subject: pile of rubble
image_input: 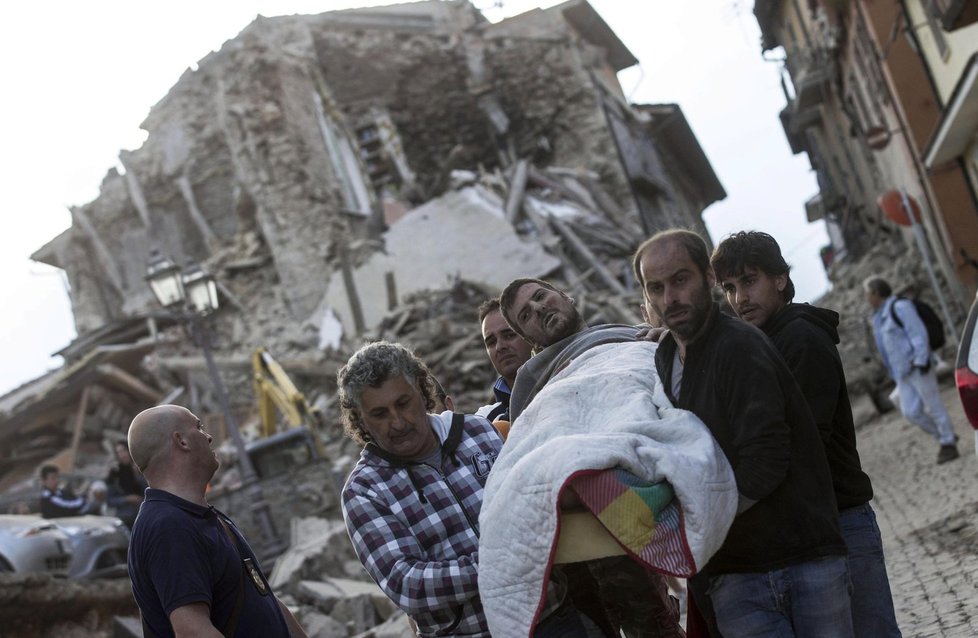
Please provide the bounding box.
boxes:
[268,517,415,638]
[0,164,660,638]
[0,573,137,638]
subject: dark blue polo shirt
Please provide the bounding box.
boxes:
[128,489,289,637]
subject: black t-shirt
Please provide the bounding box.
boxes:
[128,489,289,637]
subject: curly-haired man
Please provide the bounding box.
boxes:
[338,341,591,638]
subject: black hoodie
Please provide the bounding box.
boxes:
[763,303,873,510]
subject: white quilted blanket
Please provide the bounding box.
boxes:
[478,340,738,637]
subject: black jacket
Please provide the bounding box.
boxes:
[40,487,85,518]
[655,305,845,575]
[763,303,873,510]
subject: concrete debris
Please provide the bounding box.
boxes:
[299,610,350,638]
[320,185,563,333]
[350,611,418,638]
[318,308,344,351]
[0,573,137,637]
[330,593,399,635]
[296,578,398,632]
[297,577,385,606]
[269,517,363,591]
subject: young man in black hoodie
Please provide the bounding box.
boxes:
[712,230,899,637]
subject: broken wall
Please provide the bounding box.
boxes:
[42,0,648,343]
[481,11,638,206]
[309,12,496,202]
[319,186,561,331]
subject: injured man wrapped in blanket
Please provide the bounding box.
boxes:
[478,336,738,637]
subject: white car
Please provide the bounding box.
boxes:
[0,514,129,579]
[0,515,72,575]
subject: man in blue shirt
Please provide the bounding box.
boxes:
[865,276,959,464]
[126,405,306,638]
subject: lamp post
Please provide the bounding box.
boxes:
[145,250,282,556]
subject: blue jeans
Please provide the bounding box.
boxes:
[708,556,854,637]
[840,503,901,637]
[897,369,956,445]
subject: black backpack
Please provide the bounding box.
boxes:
[890,297,946,350]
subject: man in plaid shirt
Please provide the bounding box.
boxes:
[338,341,592,637]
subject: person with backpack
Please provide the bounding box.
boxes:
[864,276,960,464]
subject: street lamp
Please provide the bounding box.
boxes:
[145,250,282,556]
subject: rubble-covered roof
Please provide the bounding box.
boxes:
[0,342,158,439]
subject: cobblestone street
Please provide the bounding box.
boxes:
[860,383,978,637]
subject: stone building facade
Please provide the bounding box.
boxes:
[754,0,978,308]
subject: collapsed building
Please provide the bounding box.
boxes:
[5,0,718,472]
[5,0,724,487]
[0,4,724,631]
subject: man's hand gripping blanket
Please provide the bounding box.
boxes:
[478,340,738,638]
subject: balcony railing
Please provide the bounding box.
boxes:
[779,102,823,155]
[786,47,836,111]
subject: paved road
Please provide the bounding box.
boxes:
[859,383,977,637]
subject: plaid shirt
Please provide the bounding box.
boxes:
[342,412,502,637]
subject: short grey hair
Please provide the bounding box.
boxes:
[337,341,437,445]
[863,276,892,298]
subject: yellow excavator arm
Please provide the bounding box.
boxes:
[252,347,325,445]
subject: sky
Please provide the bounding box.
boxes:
[0,0,828,395]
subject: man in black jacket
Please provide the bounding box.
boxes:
[634,229,852,637]
[39,465,86,518]
[712,230,899,637]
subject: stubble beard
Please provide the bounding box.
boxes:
[541,307,583,347]
[660,286,712,342]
